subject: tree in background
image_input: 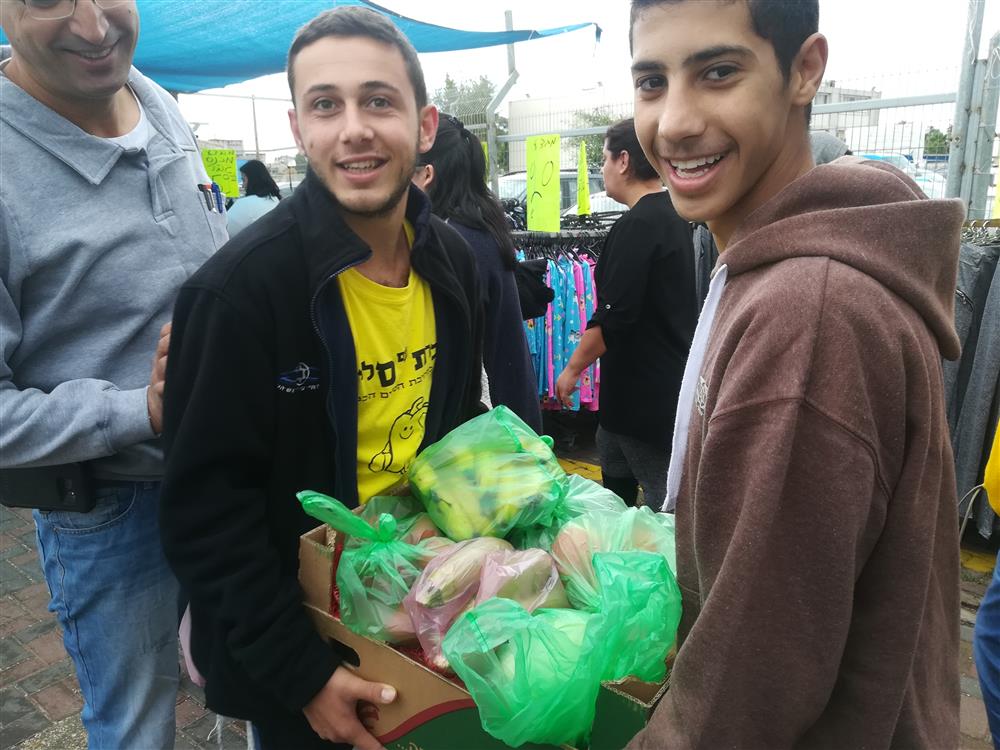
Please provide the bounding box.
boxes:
[432,74,509,173]
[572,110,622,172]
[924,126,950,155]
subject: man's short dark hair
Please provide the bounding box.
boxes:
[287,6,427,109]
[606,118,659,182]
[630,0,819,119]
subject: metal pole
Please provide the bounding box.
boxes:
[970,32,1000,219]
[488,10,517,195]
[946,0,986,200]
[506,9,516,77]
[961,59,987,204]
[251,95,261,160]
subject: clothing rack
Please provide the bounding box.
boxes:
[512,230,606,261]
[512,229,608,250]
[962,219,1000,246]
[511,229,609,240]
[561,210,624,231]
[514,233,603,413]
[948,231,1000,539]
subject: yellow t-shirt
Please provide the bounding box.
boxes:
[337,231,436,503]
[985,425,999,516]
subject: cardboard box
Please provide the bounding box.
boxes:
[591,678,668,750]
[299,526,667,750]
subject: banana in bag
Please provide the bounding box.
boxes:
[408,406,568,540]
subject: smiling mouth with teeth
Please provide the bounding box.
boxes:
[73,46,115,60]
[341,160,384,172]
[670,152,727,178]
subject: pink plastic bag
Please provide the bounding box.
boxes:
[403,537,513,670]
[475,548,570,612]
[179,605,206,688]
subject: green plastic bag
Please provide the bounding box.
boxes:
[442,598,605,748]
[298,490,443,644]
[351,495,443,550]
[551,506,677,611]
[357,494,423,524]
[593,551,682,683]
[509,473,628,550]
[409,406,568,541]
[441,550,682,747]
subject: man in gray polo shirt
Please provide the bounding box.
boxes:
[0,1,226,746]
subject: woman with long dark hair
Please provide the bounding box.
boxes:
[227,159,282,237]
[414,115,541,431]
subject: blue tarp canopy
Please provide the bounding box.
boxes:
[0,0,599,93]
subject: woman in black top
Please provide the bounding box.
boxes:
[414,114,542,432]
[556,118,697,506]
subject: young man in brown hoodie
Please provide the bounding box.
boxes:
[626,1,963,748]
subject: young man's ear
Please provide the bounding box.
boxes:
[418,104,440,156]
[288,108,306,155]
[790,32,828,110]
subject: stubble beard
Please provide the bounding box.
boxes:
[317,135,421,220]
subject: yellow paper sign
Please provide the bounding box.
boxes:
[577,141,591,216]
[201,149,239,199]
[994,186,1000,219]
[482,141,489,184]
[526,134,561,232]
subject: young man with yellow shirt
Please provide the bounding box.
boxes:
[158,8,484,749]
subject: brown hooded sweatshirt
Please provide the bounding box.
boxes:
[629,158,963,750]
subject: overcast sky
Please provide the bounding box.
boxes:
[181,0,1000,154]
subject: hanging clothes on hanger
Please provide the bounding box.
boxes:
[951,228,1000,538]
[513,231,605,412]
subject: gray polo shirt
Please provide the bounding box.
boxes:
[0,66,228,479]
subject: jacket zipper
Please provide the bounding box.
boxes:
[309,258,367,454]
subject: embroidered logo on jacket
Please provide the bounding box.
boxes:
[277,362,320,393]
[695,375,709,417]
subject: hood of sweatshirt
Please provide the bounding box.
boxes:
[724,156,963,360]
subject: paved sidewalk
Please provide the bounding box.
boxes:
[0,504,248,750]
[1,499,996,749]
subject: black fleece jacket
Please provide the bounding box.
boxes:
[160,171,483,722]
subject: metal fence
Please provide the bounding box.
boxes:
[177,57,1000,218]
[176,87,499,190]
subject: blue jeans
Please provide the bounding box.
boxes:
[975,560,1000,749]
[34,481,179,750]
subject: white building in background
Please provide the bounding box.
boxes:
[506,89,632,173]
[811,81,882,142]
[811,81,952,166]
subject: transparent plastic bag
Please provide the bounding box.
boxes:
[351,496,443,550]
[298,490,448,643]
[593,551,682,683]
[402,537,513,669]
[441,598,605,748]
[357,494,423,523]
[509,473,628,550]
[475,548,570,612]
[551,506,677,611]
[441,551,682,747]
[408,406,568,540]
